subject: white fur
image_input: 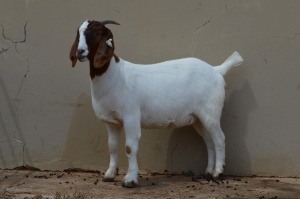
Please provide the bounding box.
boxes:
[77,20,89,60]
[76,21,244,187]
[90,53,243,187]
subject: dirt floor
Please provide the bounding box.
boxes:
[0,169,299,199]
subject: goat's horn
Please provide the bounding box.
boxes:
[101,20,120,26]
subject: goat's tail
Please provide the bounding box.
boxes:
[214,51,244,76]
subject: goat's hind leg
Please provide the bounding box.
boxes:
[196,108,225,177]
[193,121,215,175]
[206,122,225,177]
[103,124,122,182]
[197,85,226,177]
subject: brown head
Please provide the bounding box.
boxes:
[69,20,120,78]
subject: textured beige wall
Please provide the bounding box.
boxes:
[0,0,299,177]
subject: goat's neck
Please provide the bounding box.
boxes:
[89,62,109,79]
[90,58,123,97]
[89,55,120,79]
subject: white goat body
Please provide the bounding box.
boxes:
[69,20,244,188]
[91,54,242,129]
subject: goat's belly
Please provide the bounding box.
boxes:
[95,111,123,127]
[101,117,123,126]
[140,114,197,129]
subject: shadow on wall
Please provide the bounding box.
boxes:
[222,81,257,175]
[63,94,208,173]
[166,126,207,174]
[62,82,257,175]
[165,81,257,176]
[62,94,110,170]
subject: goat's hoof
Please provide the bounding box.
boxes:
[122,180,138,188]
[122,173,138,188]
[203,173,214,182]
[212,169,223,178]
[205,169,214,176]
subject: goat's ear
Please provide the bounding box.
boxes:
[94,33,115,68]
[69,30,79,67]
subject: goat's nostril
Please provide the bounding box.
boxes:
[77,49,85,55]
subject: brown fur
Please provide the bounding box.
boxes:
[69,30,79,67]
[69,20,120,79]
[87,21,115,68]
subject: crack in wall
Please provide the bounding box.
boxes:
[0,20,31,167]
[1,21,28,44]
[0,76,32,167]
[188,17,214,55]
[170,140,180,170]
[1,20,30,99]
[188,1,244,56]
[194,17,213,32]
[15,57,30,99]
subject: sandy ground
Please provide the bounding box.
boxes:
[0,169,299,199]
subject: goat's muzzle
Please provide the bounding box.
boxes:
[77,49,89,62]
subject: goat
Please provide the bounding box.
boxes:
[69,20,244,188]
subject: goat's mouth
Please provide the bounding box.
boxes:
[77,55,89,62]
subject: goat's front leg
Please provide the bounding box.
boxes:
[122,117,141,188]
[103,124,122,182]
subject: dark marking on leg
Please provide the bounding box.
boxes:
[126,146,131,155]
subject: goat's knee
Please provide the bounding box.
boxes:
[125,145,131,154]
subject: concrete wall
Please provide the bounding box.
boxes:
[0,0,299,177]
